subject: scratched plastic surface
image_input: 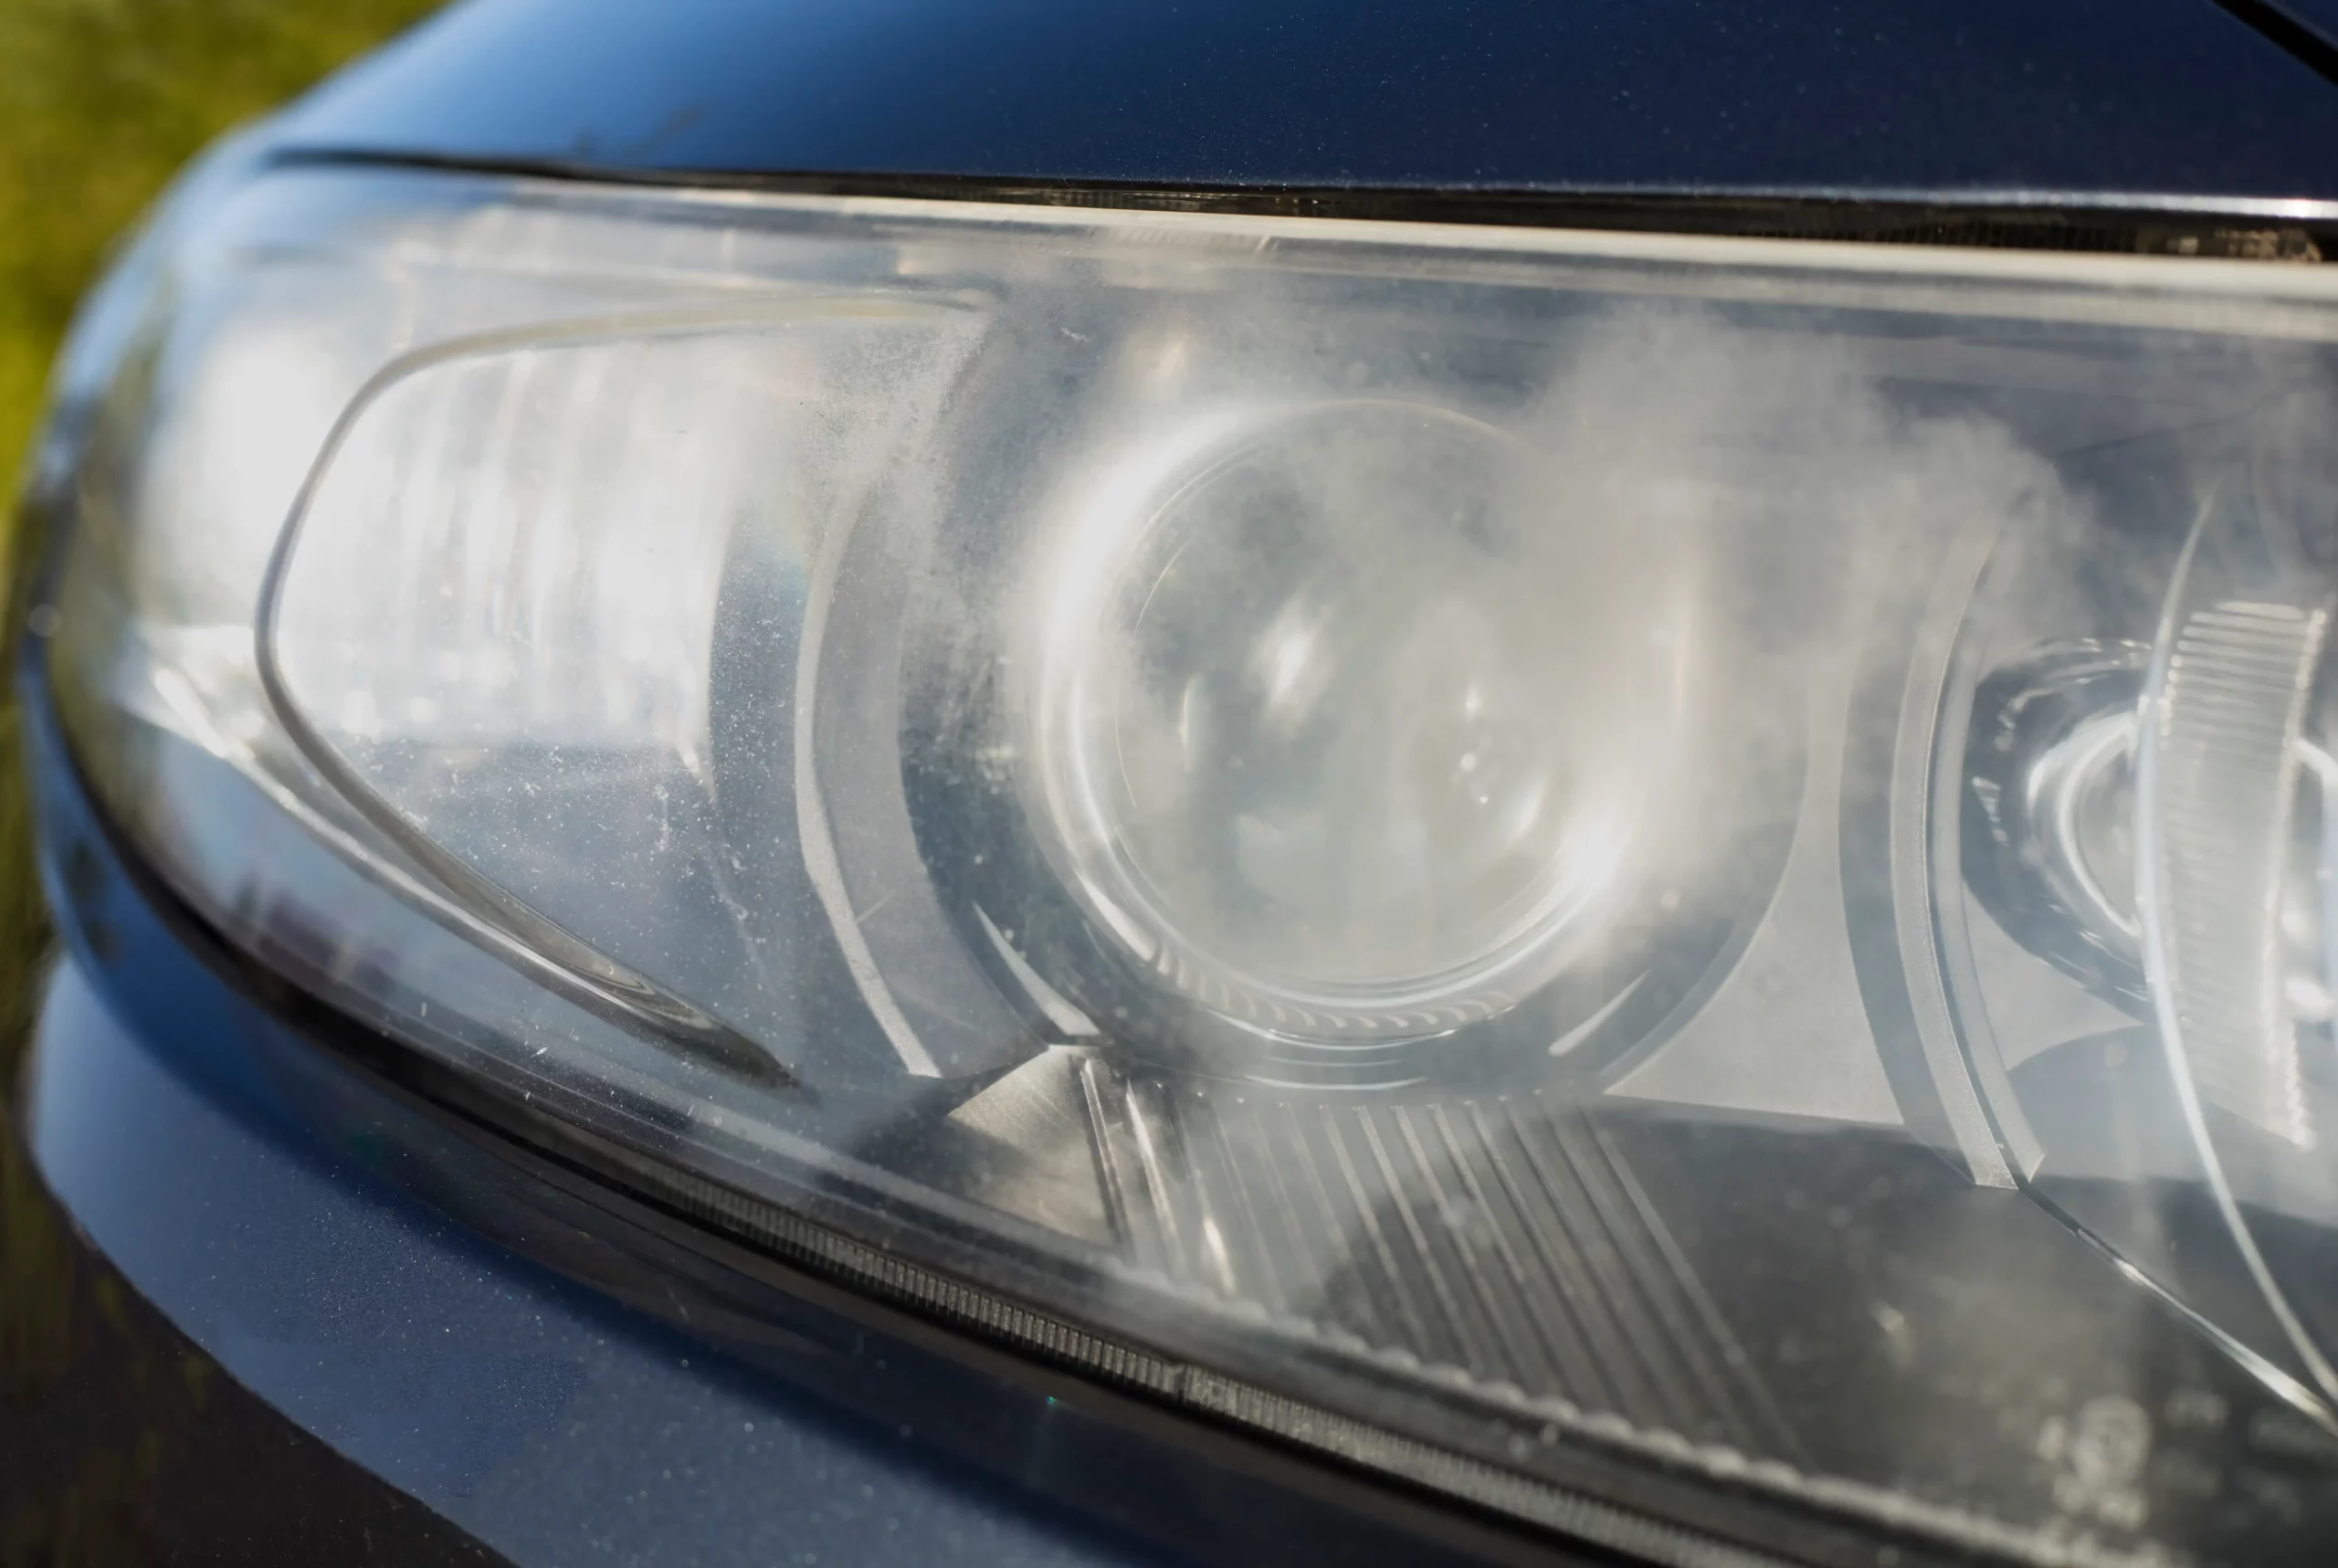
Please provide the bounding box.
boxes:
[40,158,2338,1564]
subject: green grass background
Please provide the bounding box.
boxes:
[0,0,444,494]
[1,5,440,1559]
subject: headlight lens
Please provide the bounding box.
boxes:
[43,160,2338,1563]
[1024,398,1679,1063]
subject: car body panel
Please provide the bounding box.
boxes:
[273,0,2338,202]
[23,968,1164,1568]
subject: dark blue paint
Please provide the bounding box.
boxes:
[25,966,1154,1568]
[275,0,2338,200]
[2267,0,2338,49]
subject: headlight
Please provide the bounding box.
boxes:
[41,156,2338,1564]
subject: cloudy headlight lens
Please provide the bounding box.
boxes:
[41,161,2338,1564]
[1023,400,1676,1059]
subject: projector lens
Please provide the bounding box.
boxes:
[1024,402,1676,1043]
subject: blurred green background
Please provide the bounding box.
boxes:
[2,4,446,1562]
[0,0,444,495]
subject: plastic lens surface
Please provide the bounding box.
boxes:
[43,162,2338,1565]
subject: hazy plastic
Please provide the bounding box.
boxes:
[43,162,2338,1565]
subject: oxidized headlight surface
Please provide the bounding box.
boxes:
[37,155,2338,1565]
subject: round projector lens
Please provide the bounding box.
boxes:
[1025,402,1683,1041]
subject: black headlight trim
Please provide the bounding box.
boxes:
[265,145,2333,264]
